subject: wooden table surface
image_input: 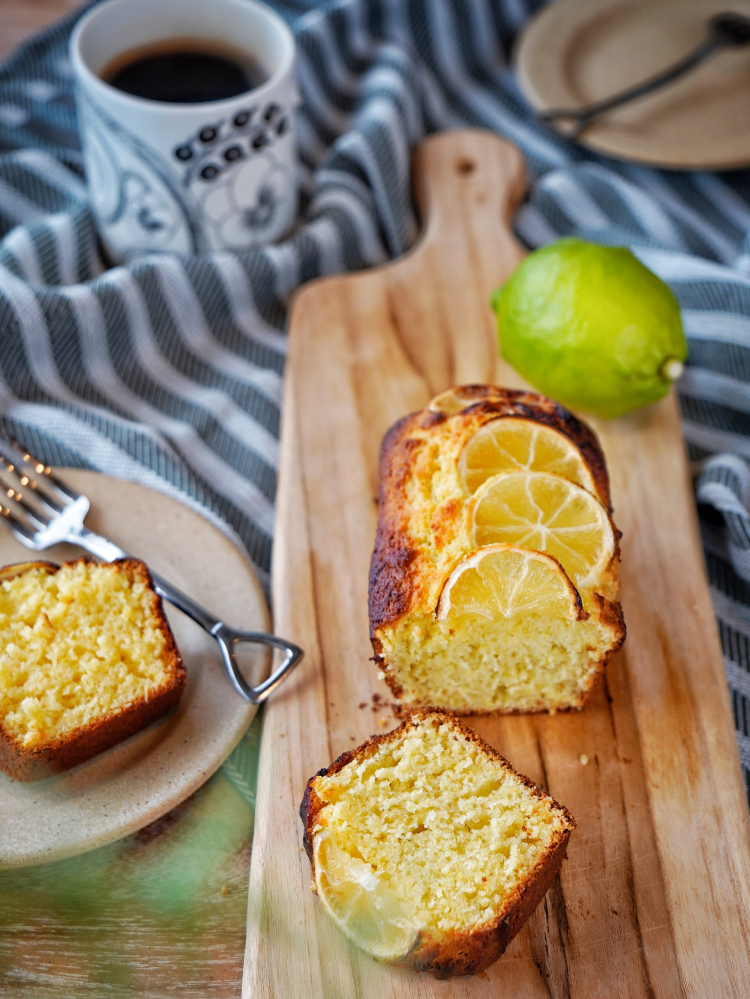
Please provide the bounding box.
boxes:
[0,0,82,62]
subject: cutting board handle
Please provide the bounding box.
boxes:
[382,129,529,390]
[411,129,528,257]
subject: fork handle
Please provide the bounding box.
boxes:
[539,35,721,137]
[71,527,303,705]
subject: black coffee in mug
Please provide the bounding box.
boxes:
[101,39,268,103]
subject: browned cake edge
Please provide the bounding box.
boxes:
[0,556,185,782]
[369,386,615,640]
[300,707,575,979]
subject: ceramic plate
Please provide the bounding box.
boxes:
[515,0,750,169]
[0,470,268,868]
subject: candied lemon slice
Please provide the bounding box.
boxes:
[437,544,582,621]
[313,831,419,961]
[459,418,600,499]
[471,471,614,591]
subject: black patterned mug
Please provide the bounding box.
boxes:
[70,0,298,262]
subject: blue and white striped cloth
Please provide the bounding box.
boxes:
[2,0,750,797]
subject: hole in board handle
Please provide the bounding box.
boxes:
[456,158,476,175]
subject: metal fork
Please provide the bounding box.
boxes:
[0,437,302,705]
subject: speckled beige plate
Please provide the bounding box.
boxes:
[516,0,750,169]
[0,470,268,869]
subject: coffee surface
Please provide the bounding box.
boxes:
[103,41,267,103]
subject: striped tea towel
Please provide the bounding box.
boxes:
[1,0,750,800]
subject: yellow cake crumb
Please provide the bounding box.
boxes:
[0,561,169,748]
[377,610,616,713]
[312,714,568,933]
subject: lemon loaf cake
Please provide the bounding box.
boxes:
[369,385,625,713]
[300,708,575,978]
[0,557,185,781]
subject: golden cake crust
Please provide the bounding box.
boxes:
[368,386,625,711]
[300,708,575,979]
[370,386,613,637]
[0,557,185,781]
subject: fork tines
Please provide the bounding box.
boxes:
[0,436,77,535]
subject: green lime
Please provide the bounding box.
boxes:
[492,237,687,419]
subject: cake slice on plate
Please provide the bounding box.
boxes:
[0,557,185,781]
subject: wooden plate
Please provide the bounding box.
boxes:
[515,0,750,169]
[0,470,267,869]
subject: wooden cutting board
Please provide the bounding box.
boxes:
[243,130,750,998]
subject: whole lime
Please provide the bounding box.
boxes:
[493,237,687,419]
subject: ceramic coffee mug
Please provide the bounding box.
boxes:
[70,0,298,262]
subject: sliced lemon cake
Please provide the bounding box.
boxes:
[0,557,185,781]
[369,385,625,713]
[301,709,575,978]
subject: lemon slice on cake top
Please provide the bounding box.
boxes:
[470,470,617,597]
[459,418,601,500]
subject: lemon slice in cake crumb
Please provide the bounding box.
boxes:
[437,544,583,621]
[313,831,419,961]
[459,418,599,498]
[471,471,615,593]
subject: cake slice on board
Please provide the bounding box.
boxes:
[369,386,625,713]
[301,708,574,979]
